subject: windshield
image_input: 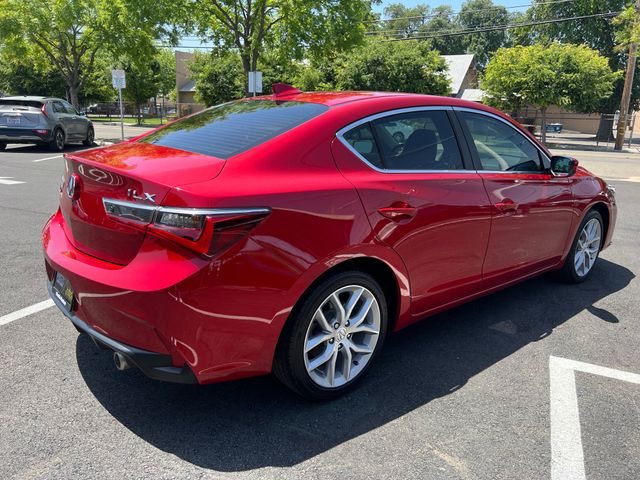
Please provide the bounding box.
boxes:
[139,100,329,159]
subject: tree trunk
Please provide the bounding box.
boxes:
[540,107,547,145]
[241,54,251,96]
[596,114,614,142]
[69,84,80,110]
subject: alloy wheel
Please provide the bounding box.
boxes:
[56,130,64,150]
[303,285,381,388]
[574,218,601,277]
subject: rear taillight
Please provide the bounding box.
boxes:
[103,199,270,256]
[41,104,48,118]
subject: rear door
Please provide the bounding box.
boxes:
[455,108,575,286]
[61,100,86,139]
[52,100,73,138]
[332,107,493,319]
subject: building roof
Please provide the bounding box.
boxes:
[442,54,476,95]
[178,80,196,93]
[460,89,485,102]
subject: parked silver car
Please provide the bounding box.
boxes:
[0,96,94,151]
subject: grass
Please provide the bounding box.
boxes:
[88,116,173,126]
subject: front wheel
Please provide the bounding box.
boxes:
[274,271,388,400]
[560,210,604,283]
[83,126,94,146]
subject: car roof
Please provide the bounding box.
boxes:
[252,90,492,111]
[0,96,59,101]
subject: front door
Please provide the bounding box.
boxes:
[456,109,575,286]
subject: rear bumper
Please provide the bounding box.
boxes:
[0,128,51,143]
[48,281,197,384]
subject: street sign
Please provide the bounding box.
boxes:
[111,69,126,140]
[248,71,262,95]
[111,69,126,89]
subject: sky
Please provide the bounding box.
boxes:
[374,0,531,12]
[177,0,531,50]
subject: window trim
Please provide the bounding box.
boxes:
[336,106,476,174]
[452,107,552,174]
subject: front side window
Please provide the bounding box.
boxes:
[460,112,543,172]
[140,100,328,159]
[342,110,464,171]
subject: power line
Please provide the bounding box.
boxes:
[381,11,619,41]
[364,0,575,26]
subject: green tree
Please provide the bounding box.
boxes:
[192,0,373,91]
[0,0,185,107]
[421,6,466,55]
[122,59,161,124]
[457,0,510,67]
[482,44,620,143]
[524,0,635,136]
[189,50,244,106]
[335,39,450,95]
[382,3,430,38]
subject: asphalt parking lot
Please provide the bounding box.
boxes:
[1,143,639,479]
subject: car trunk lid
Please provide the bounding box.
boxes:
[60,142,226,265]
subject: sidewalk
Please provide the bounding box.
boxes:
[93,122,155,145]
[542,131,640,154]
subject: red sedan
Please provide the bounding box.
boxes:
[43,87,616,399]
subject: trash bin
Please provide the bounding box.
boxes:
[545,123,563,133]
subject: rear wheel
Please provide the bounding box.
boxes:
[560,210,603,283]
[83,126,94,146]
[274,271,388,400]
[49,129,65,152]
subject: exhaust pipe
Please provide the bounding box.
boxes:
[113,352,131,371]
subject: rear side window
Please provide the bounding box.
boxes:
[52,101,66,114]
[460,112,543,172]
[0,99,43,109]
[342,109,464,171]
[140,100,328,159]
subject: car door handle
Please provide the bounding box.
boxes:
[378,204,418,221]
[494,199,518,212]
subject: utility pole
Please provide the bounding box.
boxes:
[615,0,640,150]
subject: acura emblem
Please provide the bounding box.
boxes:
[66,174,80,200]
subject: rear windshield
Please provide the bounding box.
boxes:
[139,100,329,159]
[0,99,44,108]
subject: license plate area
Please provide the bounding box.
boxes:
[6,116,21,125]
[52,272,75,311]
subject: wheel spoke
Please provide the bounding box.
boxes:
[344,287,364,321]
[326,349,339,386]
[349,295,374,329]
[314,309,333,333]
[342,345,353,381]
[350,323,379,335]
[330,293,346,324]
[305,332,332,352]
[347,340,373,355]
[308,345,335,371]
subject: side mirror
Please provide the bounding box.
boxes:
[550,155,578,177]
[78,111,86,117]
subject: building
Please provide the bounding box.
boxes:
[442,54,478,98]
[175,51,204,116]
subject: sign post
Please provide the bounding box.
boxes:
[248,71,262,97]
[111,69,126,141]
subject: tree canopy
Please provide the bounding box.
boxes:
[0,0,185,107]
[482,43,620,142]
[191,0,373,90]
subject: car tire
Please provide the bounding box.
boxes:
[274,271,388,400]
[83,126,94,146]
[0,142,6,151]
[559,210,604,283]
[49,129,65,152]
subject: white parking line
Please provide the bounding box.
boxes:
[0,299,54,326]
[549,356,640,480]
[32,155,63,163]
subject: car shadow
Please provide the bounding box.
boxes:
[76,258,634,472]
[4,144,91,154]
